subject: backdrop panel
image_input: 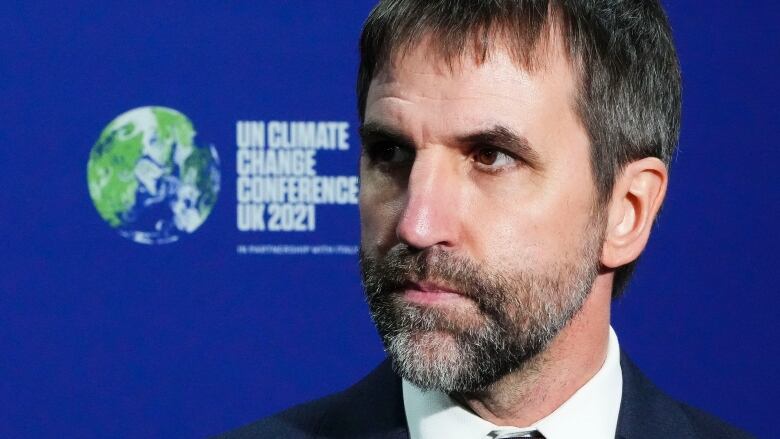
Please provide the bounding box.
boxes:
[0,1,777,437]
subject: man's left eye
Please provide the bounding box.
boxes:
[473,147,516,169]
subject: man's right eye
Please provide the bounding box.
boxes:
[365,142,414,165]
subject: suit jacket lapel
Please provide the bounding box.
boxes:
[615,351,698,439]
[316,359,410,439]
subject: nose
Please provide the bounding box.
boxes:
[396,149,461,250]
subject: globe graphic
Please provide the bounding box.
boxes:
[87,106,220,244]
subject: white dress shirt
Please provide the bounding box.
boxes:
[402,327,623,439]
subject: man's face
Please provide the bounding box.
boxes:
[359,37,605,392]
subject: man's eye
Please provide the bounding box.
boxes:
[366,143,414,165]
[473,147,517,169]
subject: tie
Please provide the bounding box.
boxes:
[488,428,546,438]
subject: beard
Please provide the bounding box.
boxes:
[360,216,605,393]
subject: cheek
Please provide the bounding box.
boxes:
[464,180,596,267]
[469,212,542,266]
[359,171,405,252]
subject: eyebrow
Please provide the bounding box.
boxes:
[359,121,543,170]
[359,121,415,149]
[457,125,543,170]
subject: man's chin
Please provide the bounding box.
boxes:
[381,316,550,393]
[385,330,476,392]
[406,329,460,356]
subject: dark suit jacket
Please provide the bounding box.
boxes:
[216,352,754,438]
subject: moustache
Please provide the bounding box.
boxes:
[360,245,515,316]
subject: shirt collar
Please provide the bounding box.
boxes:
[402,327,623,439]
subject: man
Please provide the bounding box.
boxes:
[218,1,753,438]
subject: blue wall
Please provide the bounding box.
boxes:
[1,1,777,437]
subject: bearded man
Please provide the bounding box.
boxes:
[217,1,753,438]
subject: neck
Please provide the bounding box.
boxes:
[453,274,612,427]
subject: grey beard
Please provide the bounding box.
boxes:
[360,227,602,393]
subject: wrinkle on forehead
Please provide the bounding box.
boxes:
[368,33,576,114]
[374,44,532,85]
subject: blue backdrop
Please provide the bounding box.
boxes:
[1,1,777,437]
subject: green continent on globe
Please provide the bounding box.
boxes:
[87,120,144,227]
[152,106,193,165]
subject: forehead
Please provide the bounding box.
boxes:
[364,35,579,139]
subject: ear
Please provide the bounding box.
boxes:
[601,157,668,269]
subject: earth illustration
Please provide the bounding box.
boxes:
[87,106,220,244]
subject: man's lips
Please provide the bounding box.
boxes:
[401,281,467,304]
